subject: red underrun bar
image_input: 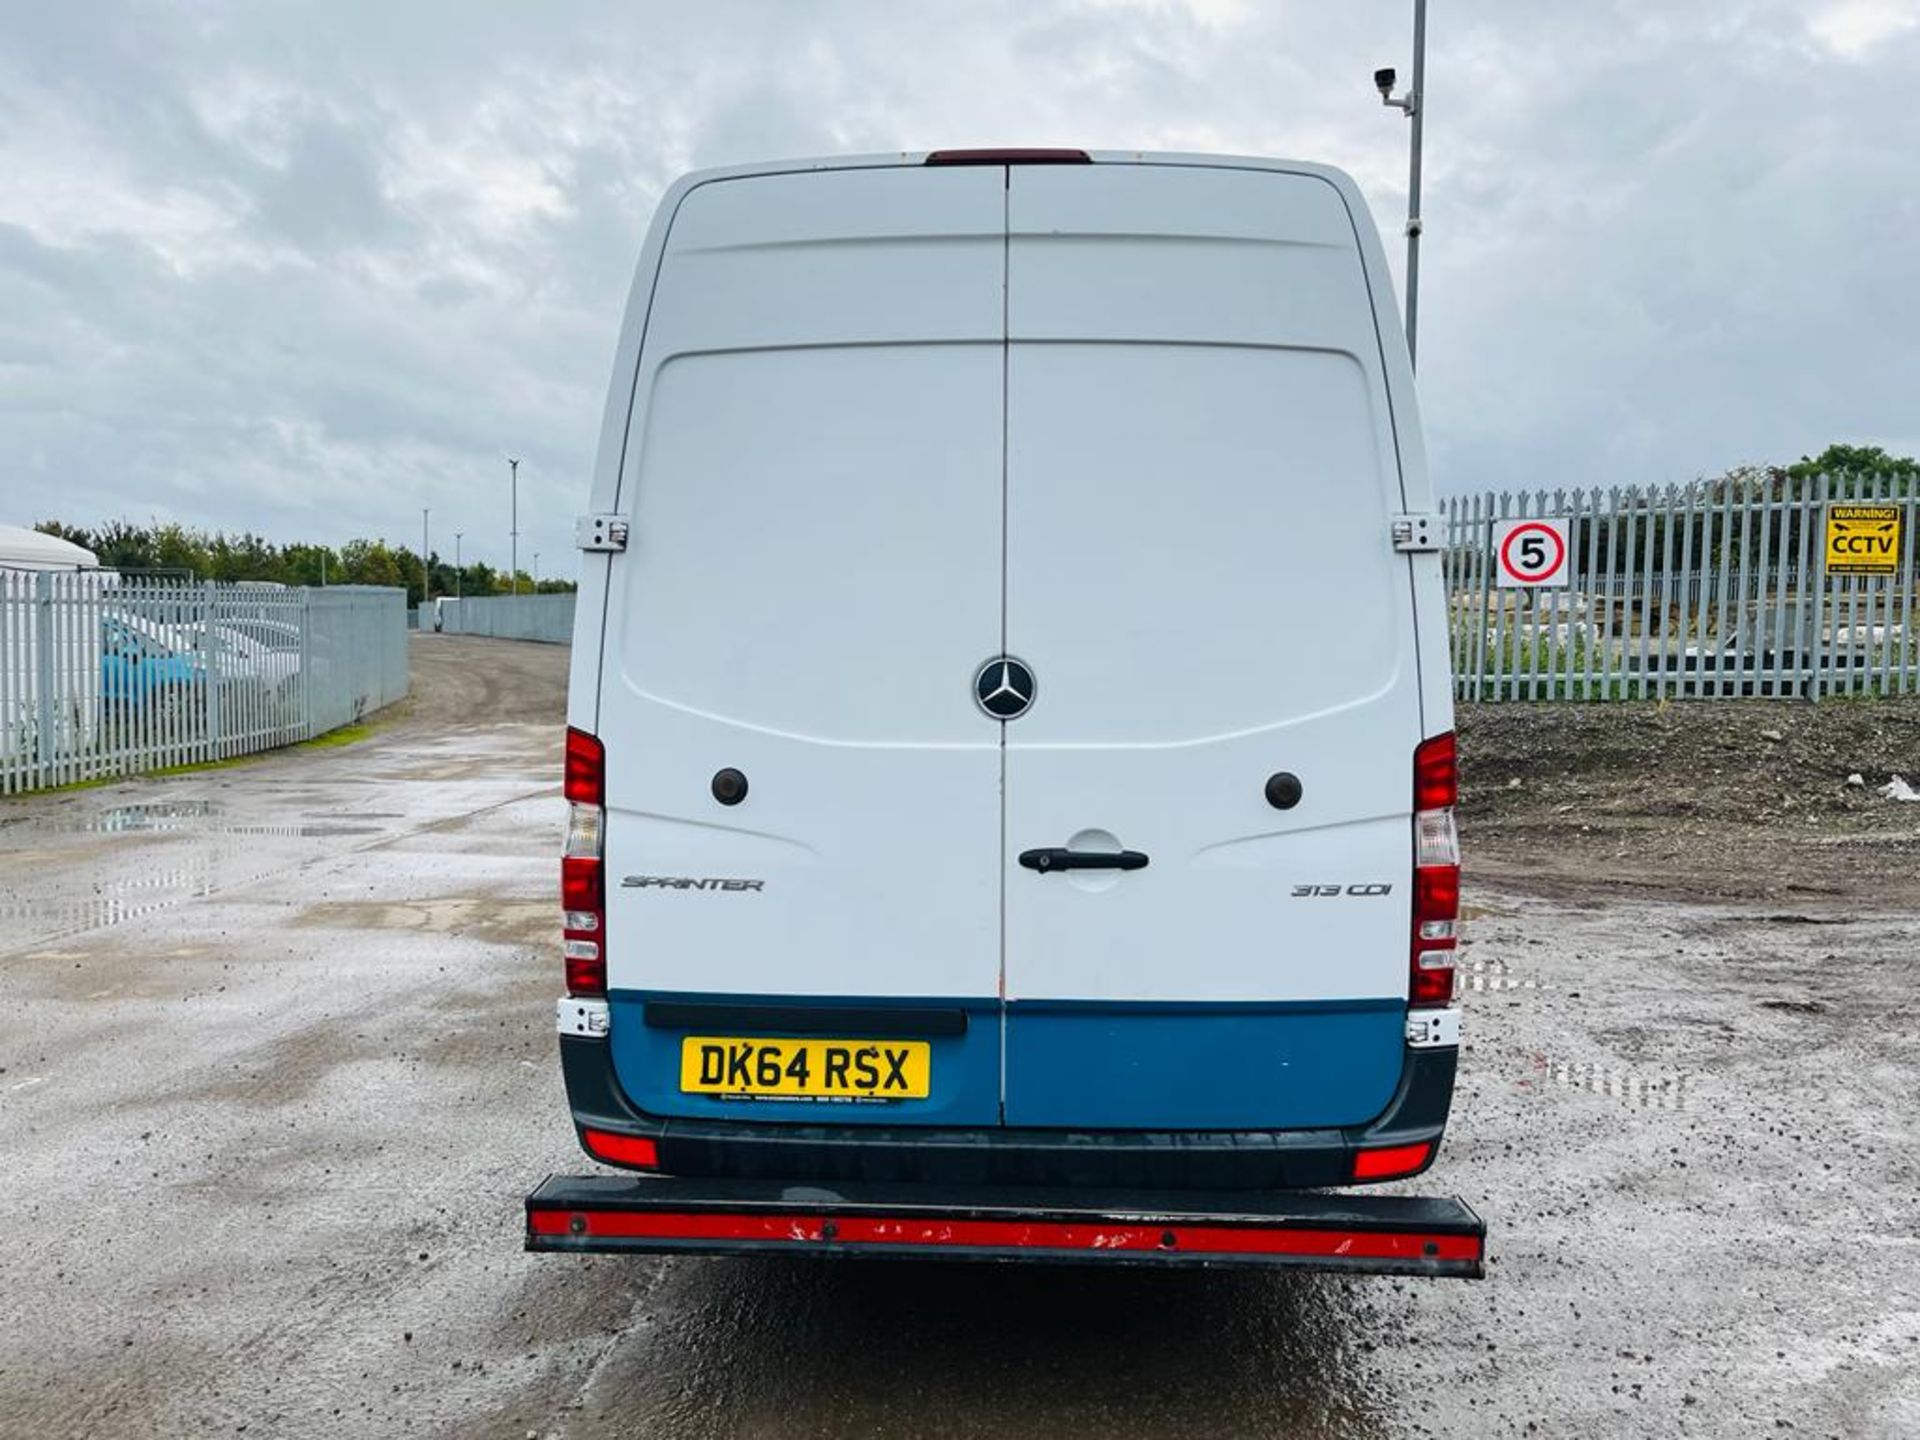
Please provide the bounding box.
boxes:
[526,1208,1483,1263]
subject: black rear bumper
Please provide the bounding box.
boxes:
[526,1173,1485,1277]
[558,1032,1458,1191]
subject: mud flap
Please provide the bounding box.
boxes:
[526,1174,1486,1277]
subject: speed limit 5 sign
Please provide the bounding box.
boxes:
[1493,518,1572,588]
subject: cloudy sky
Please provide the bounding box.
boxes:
[3,0,1917,581]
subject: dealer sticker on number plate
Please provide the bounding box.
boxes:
[679,1036,931,1101]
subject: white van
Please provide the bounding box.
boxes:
[531,151,1480,1275]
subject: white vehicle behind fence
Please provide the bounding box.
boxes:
[0,525,111,774]
[100,613,301,714]
[1,570,409,794]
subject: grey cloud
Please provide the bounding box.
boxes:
[252,118,402,250]
[0,0,1915,577]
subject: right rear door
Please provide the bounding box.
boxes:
[1000,163,1422,1130]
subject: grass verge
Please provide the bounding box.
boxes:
[4,713,395,799]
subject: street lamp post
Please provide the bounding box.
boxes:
[454,533,463,602]
[507,457,520,596]
[421,507,431,605]
[1375,0,1428,369]
[532,552,540,591]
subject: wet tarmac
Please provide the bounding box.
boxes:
[1,634,1916,1438]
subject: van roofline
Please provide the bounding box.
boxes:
[654,150,1364,193]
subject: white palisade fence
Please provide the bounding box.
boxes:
[1443,473,1920,701]
[0,575,408,795]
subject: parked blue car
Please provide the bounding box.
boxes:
[100,616,203,712]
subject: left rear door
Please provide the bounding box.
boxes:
[595,165,1009,1126]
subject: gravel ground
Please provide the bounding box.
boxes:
[1461,696,1920,907]
[0,637,1914,1438]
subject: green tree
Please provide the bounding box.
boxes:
[33,519,95,550]
[1786,444,1920,492]
[37,518,154,570]
[32,517,575,594]
[339,538,403,589]
[150,523,212,576]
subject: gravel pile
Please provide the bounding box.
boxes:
[1458,697,1920,907]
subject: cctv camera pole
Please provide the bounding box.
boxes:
[1377,0,1427,368]
[507,457,520,596]
[1406,0,1426,367]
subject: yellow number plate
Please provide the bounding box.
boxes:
[679,1036,931,1101]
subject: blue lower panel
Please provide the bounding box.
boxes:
[1004,999,1407,1130]
[609,991,1003,1127]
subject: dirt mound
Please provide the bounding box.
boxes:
[1459,698,1920,908]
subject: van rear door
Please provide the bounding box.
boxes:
[595,165,1007,1126]
[1000,163,1422,1129]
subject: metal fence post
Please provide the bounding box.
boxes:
[200,578,220,760]
[33,572,55,786]
[1809,472,1831,699]
[300,588,314,739]
[1900,494,1919,694]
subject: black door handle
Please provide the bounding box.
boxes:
[1019,848,1149,873]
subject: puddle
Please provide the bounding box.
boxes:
[569,1259,1377,1440]
[0,835,302,950]
[1462,954,1539,992]
[1527,1054,1690,1111]
[91,801,216,831]
[0,799,443,951]
[31,801,379,840]
[0,859,221,945]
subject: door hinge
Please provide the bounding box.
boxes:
[1391,513,1441,553]
[557,997,611,1038]
[576,514,629,552]
[1405,1008,1461,1048]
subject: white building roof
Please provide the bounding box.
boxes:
[0,524,100,571]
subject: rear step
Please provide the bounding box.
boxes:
[526,1175,1486,1277]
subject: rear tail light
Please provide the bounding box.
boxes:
[1353,1140,1434,1181]
[1415,730,1456,812]
[565,724,604,802]
[563,727,606,997]
[581,1128,658,1169]
[1411,732,1459,1008]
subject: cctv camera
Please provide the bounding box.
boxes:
[1374,67,1396,97]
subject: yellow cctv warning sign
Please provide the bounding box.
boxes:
[1825,505,1903,576]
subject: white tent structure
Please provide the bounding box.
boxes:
[0,524,99,571]
[1,525,109,765]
